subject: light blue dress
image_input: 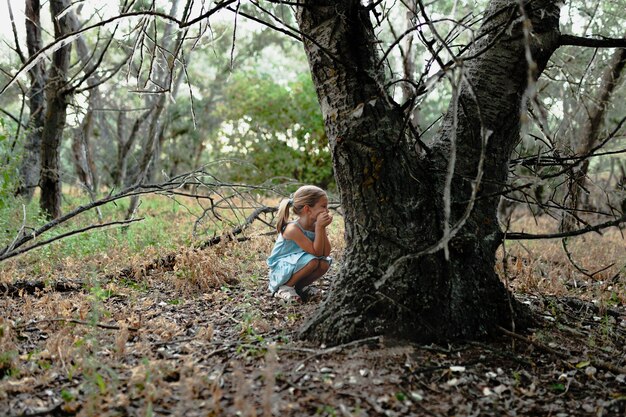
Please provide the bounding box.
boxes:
[267,221,332,293]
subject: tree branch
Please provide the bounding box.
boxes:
[506,214,626,240]
[559,34,626,48]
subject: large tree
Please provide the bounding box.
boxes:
[39,0,73,219]
[294,0,575,344]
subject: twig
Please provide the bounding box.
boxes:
[294,336,382,369]
[153,337,196,347]
[15,318,139,332]
[498,325,565,356]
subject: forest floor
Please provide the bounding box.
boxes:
[1,213,626,417]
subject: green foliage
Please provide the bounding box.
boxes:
[216,72,334,188]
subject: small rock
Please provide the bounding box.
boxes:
[410,391,424,401]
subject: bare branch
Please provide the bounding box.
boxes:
[506,214,626,240]
[6,0,27,64]
[559,34,626,48]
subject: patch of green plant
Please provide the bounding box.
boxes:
[549,382,566,393]
[119,277,148,292]
[316,405,338,417]
[37,359,52,371]
[0,350,18,379]
[89,285,115,302]
[395,392,407,401]
[60,388,75,402]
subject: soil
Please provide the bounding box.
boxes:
[1,270,626,417]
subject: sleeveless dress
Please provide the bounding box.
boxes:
[267,221,332,293]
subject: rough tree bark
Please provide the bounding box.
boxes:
[16,0,46,200]
[296,0,561,344]
[39,0,72,219]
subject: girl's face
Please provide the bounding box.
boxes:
[307,196,329,221]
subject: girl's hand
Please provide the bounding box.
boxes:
[316,212,333,228]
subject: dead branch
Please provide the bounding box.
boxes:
[560,34,626,48]
[506,214,626,240]
[0,279,84,297]
[293,336,383,369]
[197,205,277,249]
[15,318,139,332]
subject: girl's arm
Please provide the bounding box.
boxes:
[283,223,329,257]
[316,212,332,257]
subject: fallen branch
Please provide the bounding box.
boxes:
[15,318,139,332]
[196,205,277,249]
[114,205,276,280]
[1,206,274,297]
[0,279,84,297]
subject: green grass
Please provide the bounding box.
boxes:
[0,190,228,280]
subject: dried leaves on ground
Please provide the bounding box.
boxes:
[1,236,626,417]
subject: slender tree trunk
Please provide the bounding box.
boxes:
[72,94,99,203]
[113,108,153,188]
[69,10,102,198]
[296,0,560,344]
[16,0,46,200]
[39,0,72,219]
[561,46,626,231]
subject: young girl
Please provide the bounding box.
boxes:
[267,185,333,302]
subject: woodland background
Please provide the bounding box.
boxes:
[0,0,625,416]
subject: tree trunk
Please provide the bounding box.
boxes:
[16,0,46,200]
[296,0,561,344]
[39,0,72,219]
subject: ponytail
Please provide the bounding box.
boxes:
[276,198,292,234]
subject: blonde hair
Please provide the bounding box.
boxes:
[276,185,327,233]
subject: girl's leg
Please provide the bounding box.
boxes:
[295,260,329,290]
[284,259,330,289]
